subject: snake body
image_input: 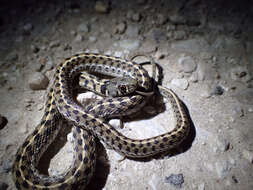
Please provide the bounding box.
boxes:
[12,53,190,189]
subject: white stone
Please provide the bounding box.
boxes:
[189,72,198,82]
[114,22,127,34]
[89,36,97,42]
[132,13,141,22]
[78,23,89,33]
[198,183,205,190]
[114,51,123,57]
[166,24,176,31]
[95,1,109,13]
[28,72,49,90]
[171,78,189,90]
[76,92,102,105]
[216,135,230,152]
[23,23,33,32]
[174,30,187,40]
[75,34,84,42]
[109,119,121,129]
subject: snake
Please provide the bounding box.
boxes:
[12,53,190,189]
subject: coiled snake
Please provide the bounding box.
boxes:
[12,53,190,189]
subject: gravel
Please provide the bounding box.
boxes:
[165,173,184,188]
[28,72,49,90]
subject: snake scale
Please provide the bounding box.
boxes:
[12,53,190,189]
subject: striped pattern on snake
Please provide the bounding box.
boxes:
[54,53,189,157]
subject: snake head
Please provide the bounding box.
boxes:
[107,77,138,97]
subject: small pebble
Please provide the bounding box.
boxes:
[70,30,77,36]
[216,135,230,152]
[156,14,167,25]
[198,183,205,190]
[113,51,123,57]
[49,41,60,48]
[89,36,97,42]
[67,132,74,143]
[114,22,127,34]
[31,44,40,53]
[132,13,141,22]
[78,23,90,33]
[109,119,121,129]
[174,30,187,40]
[0,115,8,130]
[75,34,84,42]
[77,92,101,105]
[28,72,49,90]
[210,85,224,96]
[37,103,44,111]
[171,78,189,90]
[95,1,109,13]
[23,23,33,34]
[165,173,184,188]
[127,11,141,22]
[166,24,176,31]
[248,107,253,113]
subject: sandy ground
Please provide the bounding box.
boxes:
[0,0,253,190]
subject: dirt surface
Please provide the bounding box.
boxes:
[0,0,253,190]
